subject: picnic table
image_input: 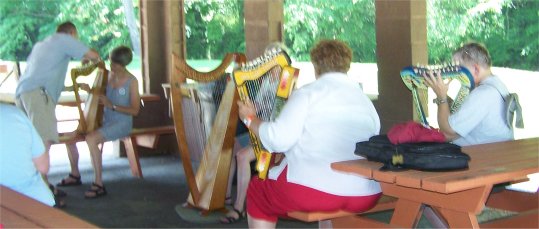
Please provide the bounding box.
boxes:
[0,185,98,228]
[330,137,539,228]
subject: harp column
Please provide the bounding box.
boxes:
[374,0,428,133]
[244,0,284,60]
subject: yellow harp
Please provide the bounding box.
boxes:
[71,61,108,134]
[233,49,299,180]
[170,53,246,212]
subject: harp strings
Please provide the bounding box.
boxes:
[181,73,230,162]
[245,66,282,122]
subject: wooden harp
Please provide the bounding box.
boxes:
[170,52,246,212]
[71,61,108,134]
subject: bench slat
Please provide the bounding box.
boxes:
[288,195,396,222]
[55,125,175,179]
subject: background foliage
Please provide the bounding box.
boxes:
[184,0,245,59]
[0,0,537,70]
[0,0,137,60]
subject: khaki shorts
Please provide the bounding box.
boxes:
[16,88,59,144]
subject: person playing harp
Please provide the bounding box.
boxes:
[423,42,514,147]
[221,42,288,224]
[57,46,140,199]
[238,39,382,228]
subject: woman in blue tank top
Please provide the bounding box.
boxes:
[57,46,140,199]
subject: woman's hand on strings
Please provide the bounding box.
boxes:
[237,98,256,121]
[98,95,113,108]
[237,98,261,136]
[423,70,451,99]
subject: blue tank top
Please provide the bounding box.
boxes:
[102,77,133,134]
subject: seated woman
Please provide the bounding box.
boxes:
[237,39,382,228]
[57,46,140,198]
[221,42,289,224]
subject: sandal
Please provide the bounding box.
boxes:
[53,195,66,208]
[84,183,107,199]
[49,184,67,197]
[48,184,66,208]
[57,173,82,187]
[220,207,245,224]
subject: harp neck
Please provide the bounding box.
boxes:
[172,53,246,83]
[71,61,108,134]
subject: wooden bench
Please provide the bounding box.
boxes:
[287,195,397,227]
[1,185,98,228]
[57,125,175,178]
[482,189,539,228]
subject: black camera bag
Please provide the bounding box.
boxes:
[355,135,470,171]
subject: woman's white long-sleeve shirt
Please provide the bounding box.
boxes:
[259,72,381,196]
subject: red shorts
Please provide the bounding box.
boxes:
[246,167,382,222]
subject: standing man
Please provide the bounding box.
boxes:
[15,21,100,207]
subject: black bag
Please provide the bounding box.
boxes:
[355,135,470,171]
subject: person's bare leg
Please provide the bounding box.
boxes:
[247,214,276,229]
[221,146,255,223]
[233,146,255,212]
[40,142,52,186]
[42,142,65,207]
[86,132,106,187]
[226,140,242,204]
[66,143,81,176]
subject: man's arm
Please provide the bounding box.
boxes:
[82,48,100,64]
[424,71,460,141]
[32,151,50,175]
[436,99,460,141]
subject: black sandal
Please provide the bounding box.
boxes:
[53,195,66,208]
[84,183,107,199]
[48,184,66,208]
[220,208,245,224]
[57,173,82,187]
[49,184,67,197]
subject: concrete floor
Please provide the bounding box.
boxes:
[47,141,538,228]
[48,151,317,228]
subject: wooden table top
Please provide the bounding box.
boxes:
[332,137,539,194]
[0,185,98,228]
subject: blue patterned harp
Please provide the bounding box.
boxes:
[400,65,475,126]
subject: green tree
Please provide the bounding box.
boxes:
[492,0,539,70]
[184,0,244,60]
[0,0,139,60]
[0,0,61,60]
[284,0,376,62]
[427,0,538,70]
[57,0,137,58]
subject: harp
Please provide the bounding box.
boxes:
[233,49,299,180]
[71,61,108,134]
[400,64,474,126]
[170,52,246,212]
